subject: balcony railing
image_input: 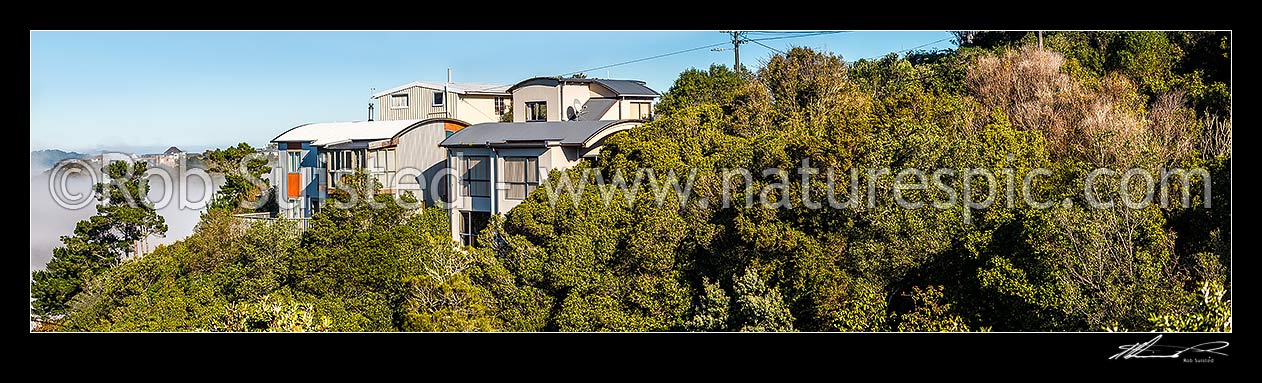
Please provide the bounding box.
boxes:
[232,213,311,231]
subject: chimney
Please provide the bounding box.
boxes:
[368,87,376,121]
[447,68,452,83]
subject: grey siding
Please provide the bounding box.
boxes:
[396,121,452,205]
[376,86,461,121]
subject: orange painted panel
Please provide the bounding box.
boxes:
[287,173,301,198]
[445,121,466,132]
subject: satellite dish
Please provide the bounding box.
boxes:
[568,99,583,120]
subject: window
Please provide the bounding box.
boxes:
[433,92,445,106]
[373,149,393,171]
[372,149,396,188]
[461,156,491,197]
[287,151,302,172]
[631,102,652,119]
[525,101,547,122]
[504,157,538,200]
[390,94,409,109]
[460,211,491,247]
[494,96,507,115]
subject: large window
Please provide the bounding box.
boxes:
[390,94,409,109]
[433,92,445,106]
[525,101,547,122]
[373,149,396,188]
[494,96,506,115]
[460,211,491,247]
[287,151,302,172]
[631,102,652,119]
[373,149,394,171]
[460,156,491,197]
[504,157,538,200]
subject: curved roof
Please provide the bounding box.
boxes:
[506,77,659,97]
[439,119,644,148]
[272,118,468,146]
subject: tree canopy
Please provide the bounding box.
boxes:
[33,32,1230,332]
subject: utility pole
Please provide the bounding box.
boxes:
[1038,31,1043,49]
[712,31,746,71]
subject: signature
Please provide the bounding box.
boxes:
[1110,335,1229,360]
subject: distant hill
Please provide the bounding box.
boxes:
[30,149,88,170]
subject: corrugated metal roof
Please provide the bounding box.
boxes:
[591,79,659,96]
[371,81,510,98]
[440,120,642,147]
[272,119,423,146]
[575,98,617,121]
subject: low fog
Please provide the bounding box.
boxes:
[29,164,226,272]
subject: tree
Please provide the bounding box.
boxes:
[896,286,977,332]
[203,142,274,214]
[732,269,795,332]
[653,65,745,116]
[686,278,730,331]
[32,160,167,319]
[43,36,1230,333]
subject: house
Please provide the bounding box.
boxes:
[507,77,659,122]
[372,81,510,125]
[439,119,647,246]
[435,77,660,246]
[270,118,470,219]
[140,146,185,168]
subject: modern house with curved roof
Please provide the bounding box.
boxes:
[438,119,644,245]
[270,118,469,219]
[264,75,658,243]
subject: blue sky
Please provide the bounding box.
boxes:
[30,31,955,154]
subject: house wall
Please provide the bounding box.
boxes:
[274,142,321,219]
[598,98,655,120]
[446,145,578,243]
[560,84,591,120]
[589,83,618,98]
[395,121,451,206]
[375,86,460,121]
[511,84,560,122]
[459,94,508,124]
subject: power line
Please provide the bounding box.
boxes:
[748,38,786,55]
[559,41,729,77]
[557,31,851,77]
[746,30,847,35]
[745,31,849,42]
[717,31,850,70]
[863,37,949,60]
